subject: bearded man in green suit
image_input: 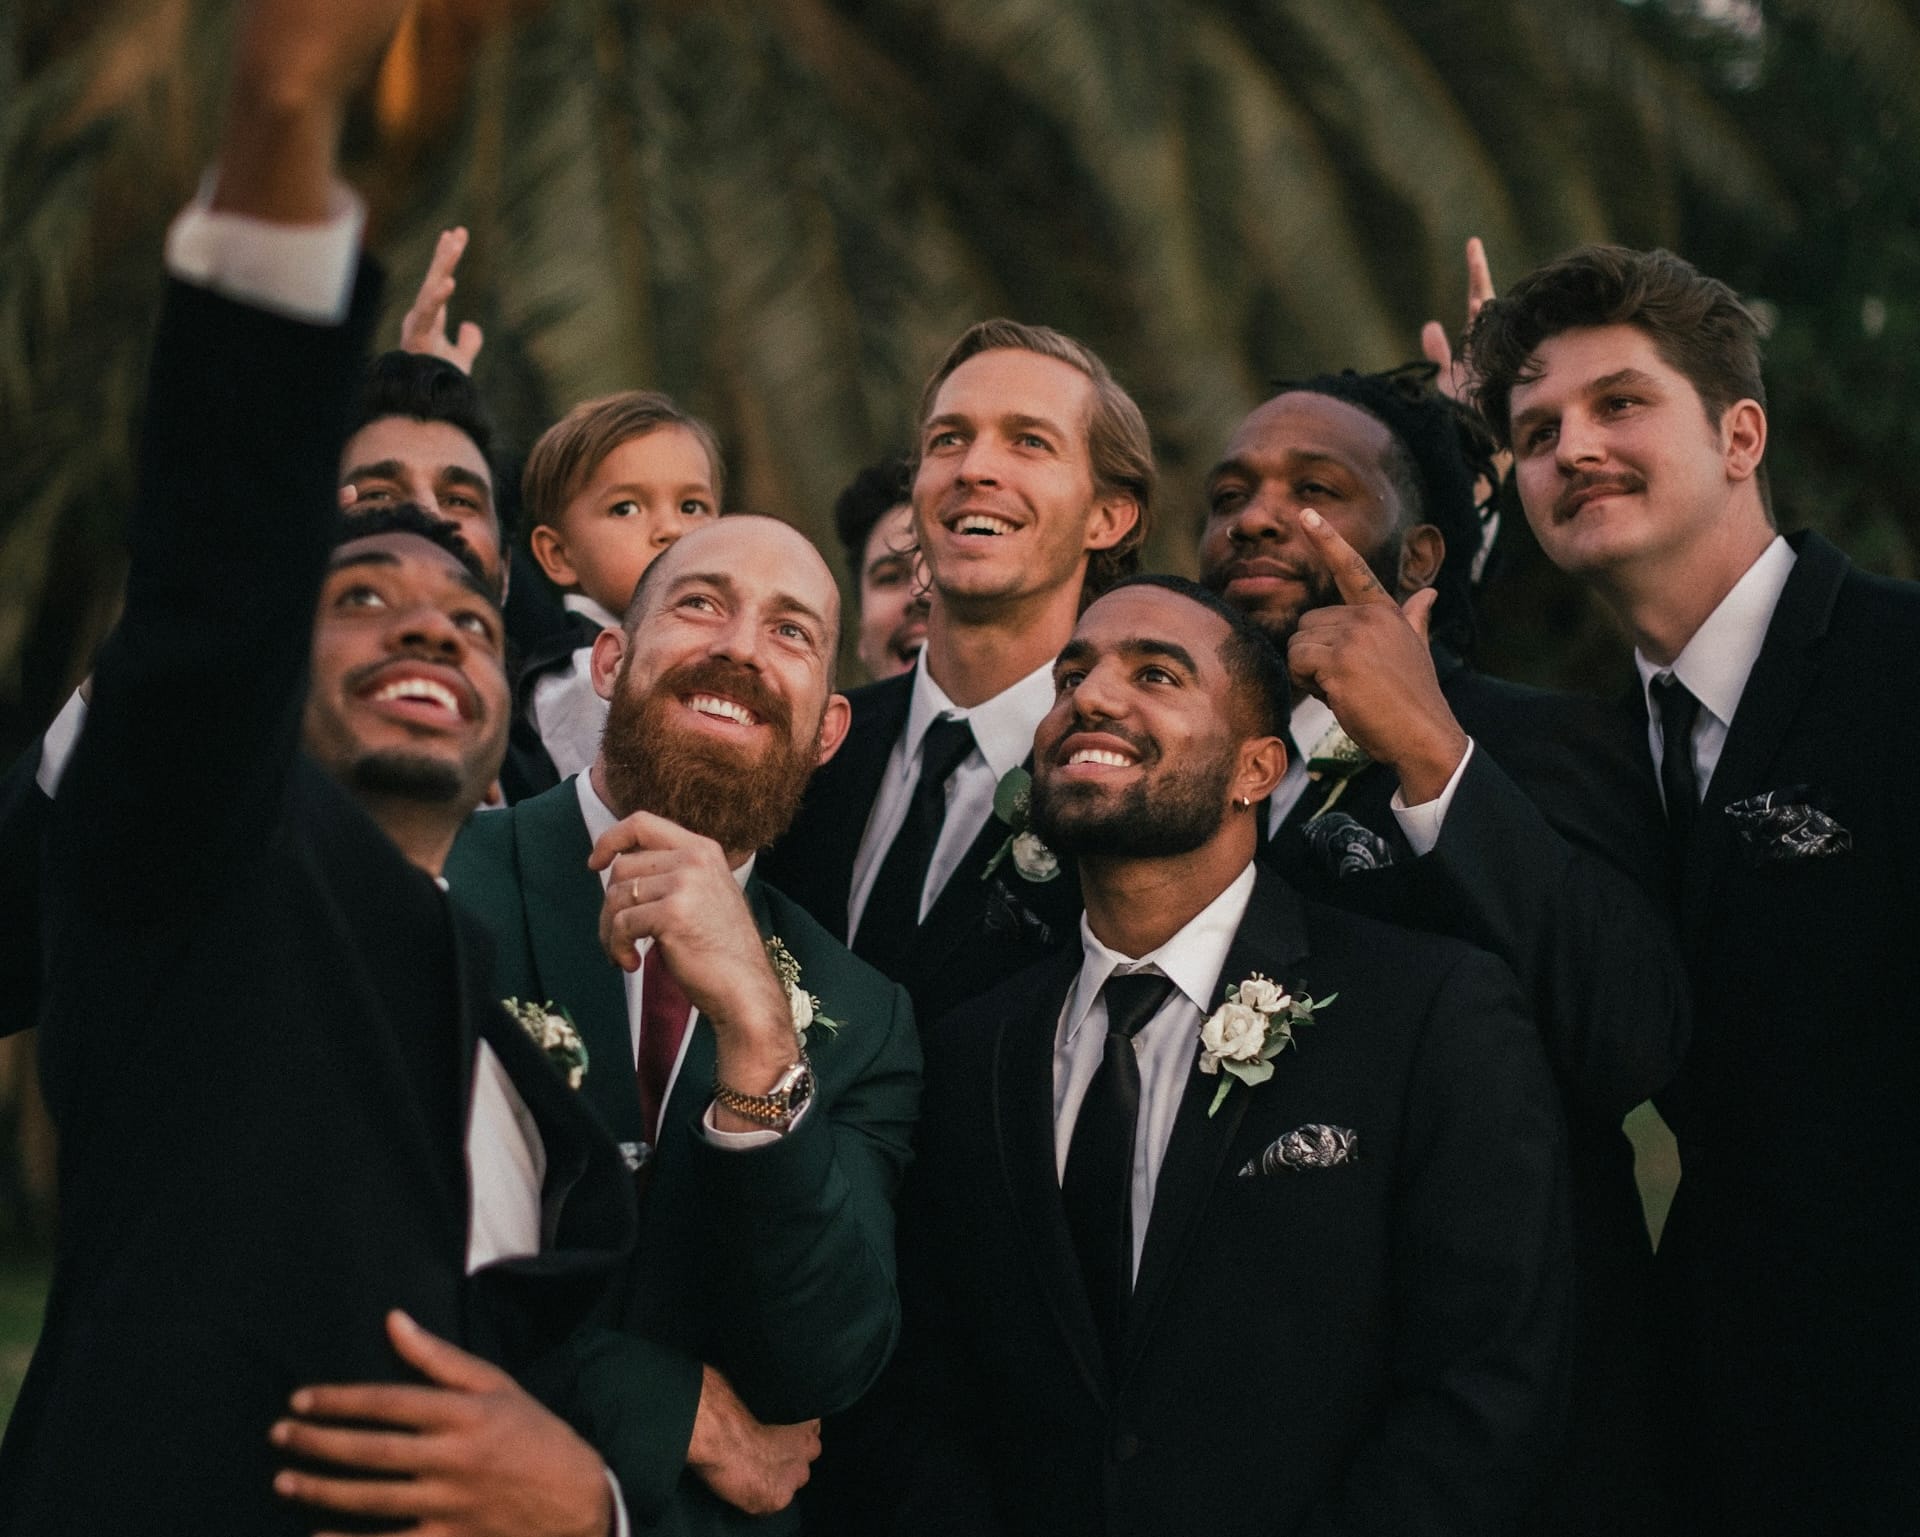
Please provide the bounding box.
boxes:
[448,516,921,1536]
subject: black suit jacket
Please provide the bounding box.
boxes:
[892,868,1572,1537]
[758,672,1082,1028]
[0,275,634,1535]
[1649,530,1920,1533]
[0,741,48,1040]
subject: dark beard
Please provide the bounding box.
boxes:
[1031,734,1233,859]
[349,752,464,803]
[599,655,818,854]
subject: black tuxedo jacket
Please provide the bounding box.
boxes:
[892,869,1572,1537]
[500,609,602,805]
[758,671,1082,1027]
[1648,530,1920,1533]
[1262,651,1687,1530]
[0,741,47,1040]
[0,275,634,1536]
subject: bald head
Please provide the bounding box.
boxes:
[624,515,842,657]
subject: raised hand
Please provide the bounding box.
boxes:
[590,809,799,1101]
[1419,236,1497,405]
[401,227,486,372]
[687,1364,822,1516]
[1286,510,1468,807]
[271,1310,612,1537]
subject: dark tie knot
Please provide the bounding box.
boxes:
[1102,972,1176,1041]
[1651,674,1701,739]
[919,714,977,786]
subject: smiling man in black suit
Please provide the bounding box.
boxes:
[760,320,1150,1026]
[1466,244,1920,1536]
[0,5,636,1532]
[888,576,1570,1537]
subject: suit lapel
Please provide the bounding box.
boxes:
[1122,870,1311,1376]
[1681,531,1845,932]
[801,675,911,939]
[512,786,643,1144]
[993,947,1109,1408]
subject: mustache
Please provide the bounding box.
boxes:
[1555,470,1646,521]
[1042,715,1157,768]
[652,655,792,732]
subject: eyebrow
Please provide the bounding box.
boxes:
[670,570,832,634]
[342,459,494,502]
[1053,636,1200,674]
[328,547,498,606]
[1206,448,1353,485]
[1512,367,1662,436]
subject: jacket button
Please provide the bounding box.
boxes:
[1112,1432,1142,1462]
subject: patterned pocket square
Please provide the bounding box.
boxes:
[1724,787,1852,865]
[1237,1123,1359,1176]
[1300,812,1394,877]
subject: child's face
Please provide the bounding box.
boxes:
[533,426,719,616]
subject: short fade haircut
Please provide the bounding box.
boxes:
[337,502,495,598]
[521,390,725,533]
[833,454,912,575]
[1103,573,1290,737]
[1464,244,1769,451]
[349,350,500,508]
[916,319,1155,597]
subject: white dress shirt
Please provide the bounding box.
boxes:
[1266,693,1473,857]
[531,595,623,782]
[574,774,802,1148]
[162,179,630,1527]
[847,655,1057,935]
[1053,862,1257,1280]
[1635,536,1797,807]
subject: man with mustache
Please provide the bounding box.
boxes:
[888,575,1571,1536]
[761,320,1150,1027]
[1197,366,1685,1532]
[0,3,639,1531]
[446,516,922,1537]
[1464,244,1920,1535]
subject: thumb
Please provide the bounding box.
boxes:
[387,1309,509,1393]
[1401,585,1438,643]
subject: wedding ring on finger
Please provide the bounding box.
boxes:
[630,877,645,904]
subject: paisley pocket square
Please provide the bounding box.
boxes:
[1300,813,1393,877]
[1724,787,1852,865]
[1237,1123,1358,1176]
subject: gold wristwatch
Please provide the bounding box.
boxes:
[711,1055,814,1133]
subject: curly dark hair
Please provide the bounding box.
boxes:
[337,503,496,598]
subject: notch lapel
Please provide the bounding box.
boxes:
[512,787,643,1145]
[1122,871,1311,1376]
[993,948,1108,1408]
[785,675,911,940]
[1680,532,1845,933]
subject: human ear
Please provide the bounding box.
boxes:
[588,628,626,702]
[1395,524,1445,598]
[529,522,579,589]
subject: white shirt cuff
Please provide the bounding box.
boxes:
[36,689,89,798]
[163,170,364,323]
[606,1467,629,1537]
[699,1099,811,1149]
[1389,738,1475,857]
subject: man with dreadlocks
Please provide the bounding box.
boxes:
[1199,365,1687,1535]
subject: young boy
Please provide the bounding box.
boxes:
[502,391,723,798]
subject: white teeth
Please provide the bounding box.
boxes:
[374,677,460,715]
[688,693,755,726]
[955,514,1016,536]
[1067,748,1132,768]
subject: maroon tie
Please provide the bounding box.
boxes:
[636,953,694,1147]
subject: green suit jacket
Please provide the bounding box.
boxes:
[447,779,921,1535]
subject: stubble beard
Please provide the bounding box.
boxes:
[599,655,818,855]
[1031,738,1234,859]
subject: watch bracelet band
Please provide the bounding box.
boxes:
[711,1057,809,1125]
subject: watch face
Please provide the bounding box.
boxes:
[786,1062,815,1115]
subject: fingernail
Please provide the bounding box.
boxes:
[1302,509,1323,528]
[391,1308,417,1333]
[289,1390,312,1414]
[274,1472,296,1495]
[270,1420,290,1445]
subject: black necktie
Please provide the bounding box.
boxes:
[1061,971,1176,1367]
[1652,675,1702,863]
[853,715,976,978]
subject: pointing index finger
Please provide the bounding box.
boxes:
[1299,509,1394,608]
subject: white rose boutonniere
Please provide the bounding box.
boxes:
[981,767,1061,884]
[1304,722,1370,823]
[503,998,589,1089]
[1198,974,1336,1117]
[766,937,839,1050]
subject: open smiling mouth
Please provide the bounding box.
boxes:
[685,692,761,727]
[950,513,1018,537]
[360,672,472,726]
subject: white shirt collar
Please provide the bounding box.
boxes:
[563,593,623,632]
[1062,862,1259,1048]
[1289,694,1337,757]
[574,772,756,890]
[901,653,1056,785]
[1635,535,1796,730]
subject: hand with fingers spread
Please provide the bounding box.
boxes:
[401,227,486,372]
[271,1311,613,1537]
[589,809,799,1105]
[1420,236,1497,406]
[686,1364,822,1516]
[1287,509,1469,807]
